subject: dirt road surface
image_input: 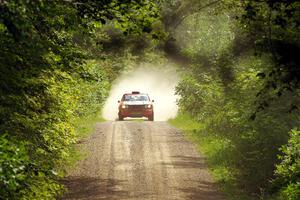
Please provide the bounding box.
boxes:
[61,121,224,200]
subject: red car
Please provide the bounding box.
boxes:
[118,91,154,121]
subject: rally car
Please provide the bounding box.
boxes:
[118,91,154,121]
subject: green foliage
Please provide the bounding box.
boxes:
[274,129,300,200]
[170,0,300,198]
[75,0,160,35]
[169,113,252,200]
[0,0,160,199]
[224,0,300,110]
[0,135,30,199]
[0,134,64,200]
[176,50,299,198]
[176,11,234,60]
[0,63,109,199]
[176,74,223,119]
[169,113,203,131]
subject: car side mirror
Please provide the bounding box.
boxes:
[152,100,154,102]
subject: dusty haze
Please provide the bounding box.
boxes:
[102,65,179,121]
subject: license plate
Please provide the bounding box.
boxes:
[131,112,141,115]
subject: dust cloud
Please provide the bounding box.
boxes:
[102,65,179,121]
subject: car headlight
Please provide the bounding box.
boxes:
[122,104,128,109]
[145,104,152,109]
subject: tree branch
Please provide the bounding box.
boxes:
[173,0,221,30]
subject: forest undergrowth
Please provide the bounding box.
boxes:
[1,1,299,199]
[167,1,300,199]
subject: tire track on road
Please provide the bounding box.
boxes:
[61,121,225,200]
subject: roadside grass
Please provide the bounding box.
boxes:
[169,113,253,200]
[57,111,106,199]
[64,111,105,170]
[74,111,106,139]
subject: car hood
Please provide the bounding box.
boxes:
[124,101,151,105]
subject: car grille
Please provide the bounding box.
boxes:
[128,105,145,110]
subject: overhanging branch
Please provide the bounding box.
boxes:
[173,0,221,30]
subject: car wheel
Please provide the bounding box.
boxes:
[148,114,154,121]
[118,115,124,121]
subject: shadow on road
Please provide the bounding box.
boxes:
[60,121,224,200]
[60,177,129,200]
[161,156,225,199]
[161,155,207,169]
[175,181,225,200]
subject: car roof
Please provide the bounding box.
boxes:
[123,93,148,95]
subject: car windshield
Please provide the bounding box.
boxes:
[124,94,149,101]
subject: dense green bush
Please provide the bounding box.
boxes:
[274,129,300,200]
[0,63,110,199]
[1,135,31,199]
[0,0,160,199]
[171,0,300,198]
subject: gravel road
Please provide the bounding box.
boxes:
[61,121,224,200]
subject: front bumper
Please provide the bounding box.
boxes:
[119,108,153,118]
